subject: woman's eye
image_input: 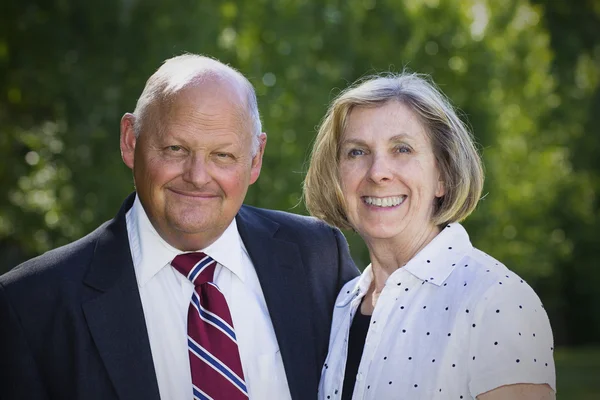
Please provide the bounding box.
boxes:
[397,145,411,154]
[348,148,365,157]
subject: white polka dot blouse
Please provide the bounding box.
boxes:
[318,223,556,400]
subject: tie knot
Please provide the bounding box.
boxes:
[171,252,216,286]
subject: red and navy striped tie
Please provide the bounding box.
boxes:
[171,252,249,400]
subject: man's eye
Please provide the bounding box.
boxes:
[215,153,236,161]
[167,145,183,152]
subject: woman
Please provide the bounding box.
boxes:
[304,73,556,400]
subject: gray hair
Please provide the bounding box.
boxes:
[132,54,262,155]
[304,72,484,229]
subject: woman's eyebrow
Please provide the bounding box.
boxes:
[340,138,368,147]
[341,133,412,147]
[388,133,412,142]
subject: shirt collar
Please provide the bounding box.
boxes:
[201,218,246,284]
[335,223,472,306]
[336,265,373,307]
[400,222,472,286]
[131,195,245,287]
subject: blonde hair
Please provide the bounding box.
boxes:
[304,72,484,230]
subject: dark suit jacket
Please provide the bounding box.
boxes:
[0,194,358,400]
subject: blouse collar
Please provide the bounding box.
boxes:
[336,223,473,307]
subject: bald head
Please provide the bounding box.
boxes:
[132,54,262,154]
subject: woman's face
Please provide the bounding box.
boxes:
[338,101,445,243]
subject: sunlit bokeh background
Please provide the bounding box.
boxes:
[1,0,599,397]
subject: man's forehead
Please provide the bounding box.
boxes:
[175,77,246,107]
[170,83,248,123]
[162,65,246,98]
[152,80,252,138]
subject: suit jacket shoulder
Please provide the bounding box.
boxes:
[237,204,358,293]
[0,193,159,400]
[238,204,341,242]
[1,219,109,290]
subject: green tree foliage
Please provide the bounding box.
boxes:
[1,0,598,344]
[530,0,600,345]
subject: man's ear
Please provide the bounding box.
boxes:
[120,113,137,170]
[250,132,267,184]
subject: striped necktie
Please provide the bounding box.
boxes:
[171,252,249,400]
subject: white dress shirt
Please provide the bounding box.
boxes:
[126,195,292,400]
[319,223,556,400]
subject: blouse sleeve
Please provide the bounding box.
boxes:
[468,277,556,397]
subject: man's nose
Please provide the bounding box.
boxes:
[368,154,393,183]
[182,155,211,186]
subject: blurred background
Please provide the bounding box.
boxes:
[1,0,598,397]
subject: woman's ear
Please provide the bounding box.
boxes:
[435,179,445,198]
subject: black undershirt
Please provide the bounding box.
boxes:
[341,306,371,400]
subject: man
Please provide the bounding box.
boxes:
[0,54,359,400]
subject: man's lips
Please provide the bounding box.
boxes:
[167,188,220,198]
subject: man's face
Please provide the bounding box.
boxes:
[121,79,265,250]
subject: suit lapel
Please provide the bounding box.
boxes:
[236,207,317,400]
[82,194,160,400]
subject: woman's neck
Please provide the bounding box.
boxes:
[366,225,441,293]
[361,225,440,315]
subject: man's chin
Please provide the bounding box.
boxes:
[159,222,221,251]
[169,216,229,236]
[169,220,216,235]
